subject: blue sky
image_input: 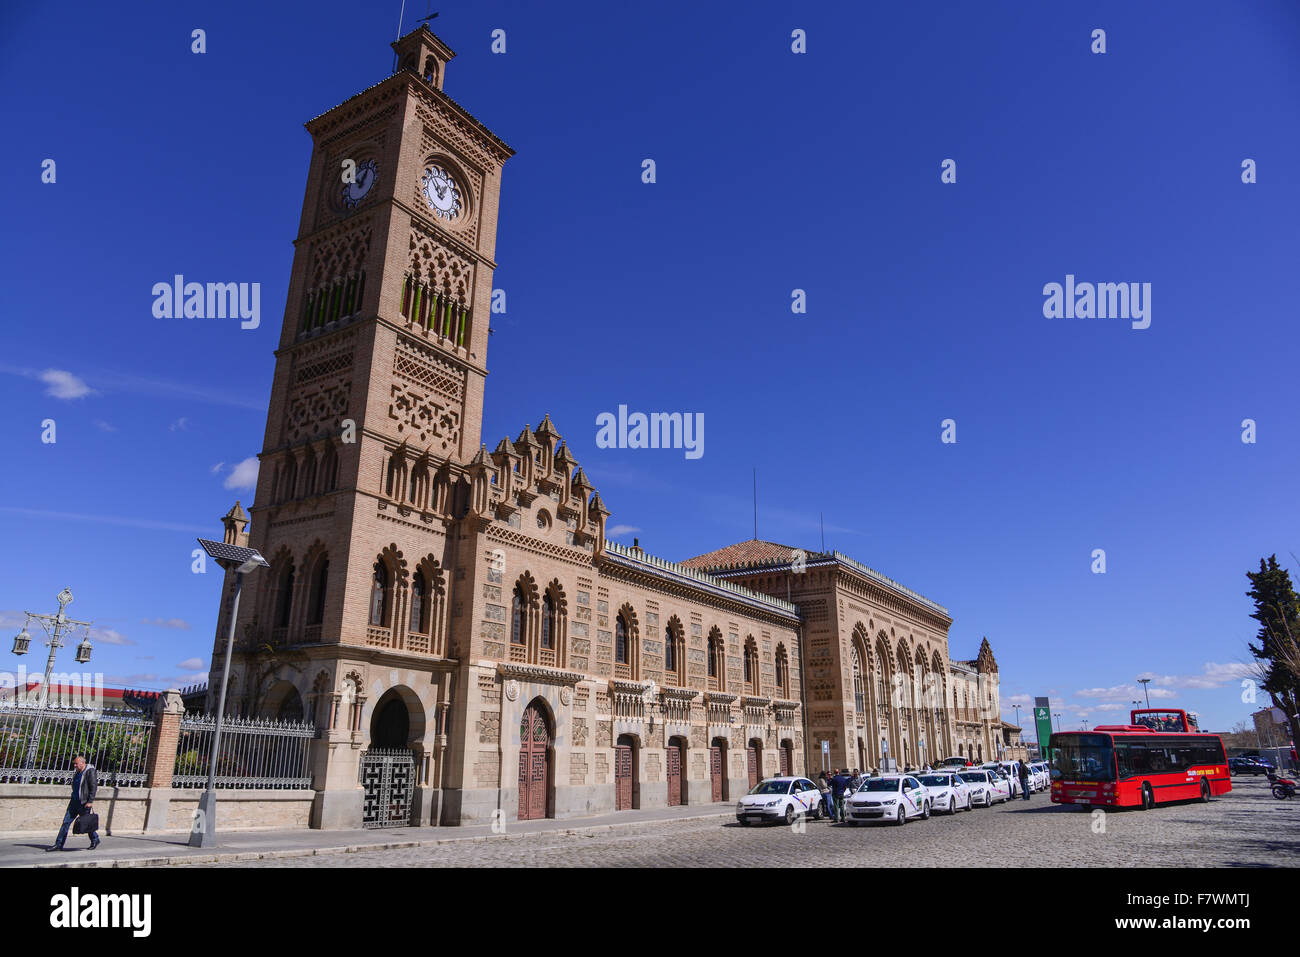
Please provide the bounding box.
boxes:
[2,1,1297,738]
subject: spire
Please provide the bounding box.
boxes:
[391,24,456,90]
[221,501,250,546]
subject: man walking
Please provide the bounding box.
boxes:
[50,754,98,851]
[831,768,851,822]
[1018,759,1031,801]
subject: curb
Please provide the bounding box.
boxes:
[23,810,733,868]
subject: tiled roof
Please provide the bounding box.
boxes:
[681,539,803,569]
[684,540,950,617]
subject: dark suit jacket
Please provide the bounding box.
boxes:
[75,765,97,805]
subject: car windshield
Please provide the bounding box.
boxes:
[859,778,900,792]
[958,772,986,783]
[748,780,791,795]
[1050,734,1116,782]
[919,775,951,787]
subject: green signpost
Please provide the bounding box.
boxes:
[1034,697,1054,760]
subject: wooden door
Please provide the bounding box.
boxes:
[615,745,633,810]
[747,743,760,788]
[709,746,723,802]
[517,703,549,821]
[666,743,682,806]
[779,745,791,777]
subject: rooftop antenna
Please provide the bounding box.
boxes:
[820,513,825,552]
[393,0,406,72]
[752,468,757,540]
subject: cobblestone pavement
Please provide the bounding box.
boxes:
[179,778,1299,867]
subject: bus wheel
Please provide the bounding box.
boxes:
[1199,779,1211,803]
[1141,784,1154,810]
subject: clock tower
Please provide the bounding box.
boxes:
[209,25,513,828]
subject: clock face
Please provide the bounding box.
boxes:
[421,165,463,221]
[342,159,377,208]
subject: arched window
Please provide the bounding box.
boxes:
[284,457,298,500]
[615,615,628,664]
[511,584,525,645]
[775,643,789,697]
[302,452,317,498]
[707,629,725,691]
[852,646,865,716]
[744,637,759,694]
[664,617,685,687]
[370,562,388,627]
[308,559,328,626]
[877,668,889,719]
[410,570,427,634]
[274,563,295,630]
[541,592,554,649]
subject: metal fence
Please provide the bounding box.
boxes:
[0,704,154,786]
[172,713,316,789]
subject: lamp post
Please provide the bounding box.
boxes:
[1052,712,1061,734]
[10,588,94,783]
[191,539,269,848]
[1137,678,1151,708]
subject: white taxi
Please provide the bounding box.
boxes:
[846,774,930,825]
[956,768,1009,806]
[1030,762,1051,792]
[735,776,824,826]
[917,771,972,814]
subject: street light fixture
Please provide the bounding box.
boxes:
[8,588,94,782]
[1137,678,1151,708]
[191,538,269,849]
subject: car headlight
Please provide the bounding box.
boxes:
[881,799,896,805]
[765,800,780,807]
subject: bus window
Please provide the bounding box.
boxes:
[1050,734,1116,782]
[1115,740,1151,778]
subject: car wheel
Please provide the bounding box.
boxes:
[896,805,906,826]
[1140,784,1154,810]
[813,802,824,821]
[784,805,796,826]
[965,795,972,812]
[1199,779,1211,803]
[921,801,930,820]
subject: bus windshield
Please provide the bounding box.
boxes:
[1050,734,1115,782]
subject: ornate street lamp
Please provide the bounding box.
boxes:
[7,588,94,781]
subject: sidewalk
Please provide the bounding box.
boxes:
[0,802,733,868]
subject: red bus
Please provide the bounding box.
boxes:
[1048,709,1231,809]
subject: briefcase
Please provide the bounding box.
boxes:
[72,811,99,835]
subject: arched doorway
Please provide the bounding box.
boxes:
[615,733,638,810]
[781,738,795,777]
[362,688,420,828]
[517,699,552,821]
[709,737,727,802]
[371,694,410,749]
[747,738,762,789]
[666,736,687,806]
[856,736,866,774]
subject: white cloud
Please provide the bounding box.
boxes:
[176,657,205,671]
[89,627,131,646]
[210,462,225,474]
[141,617,191,630]
[93,420,117,432]
[40,369,93,399]
[169,417,189,432]
[0,507,209,535]
[224,457,259,490]
[607,524,641,537]
[1137,663,1257,689]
